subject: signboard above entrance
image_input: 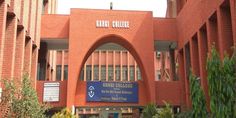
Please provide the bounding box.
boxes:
[96,20,129,28]
[86,82,138,103]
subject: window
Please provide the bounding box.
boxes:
[122,66,128,81]
[56,65,62,81]
[93,65,99,81]
[80,68,84,81]
[64,65,68,80]
[108,65,113,81]
[137,67,142,80]
[101,66,106,81]
[86,65,92,81]
[115,66,120,81]
[37,63,46,80]
[130,66,135,81]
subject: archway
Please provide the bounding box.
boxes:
[67,34,156,109]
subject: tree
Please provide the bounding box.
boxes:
[189,70,208,118]
[156,102,174,118]
[206,45,236,118]
[142,103,158,118]
[2,74,49,118]
[142,102,174,118]
[52,108,77,118]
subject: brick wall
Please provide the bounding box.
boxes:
[0,0,47,86]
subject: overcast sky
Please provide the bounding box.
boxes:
[57,0,167,17]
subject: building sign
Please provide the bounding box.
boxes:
[43,82,60,102]
[96,20,129,28]
[86,82,138,103]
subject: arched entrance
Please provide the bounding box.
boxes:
[67,9,155,110]
[67,34,155,107]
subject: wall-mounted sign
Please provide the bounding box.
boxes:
[43,82,60,102]
[86,82,138,103]
[96,20,129,28]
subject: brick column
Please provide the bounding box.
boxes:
[2,17,17,78]
[169,49,176,80]
[206,15,219,51]
[229,0,236,44]
[61,51,65,81]
[91,52,94,81]
[127,52,130,81]
[183,44,191,108]
[24,38,32,77]
[178,49,187,110]
[198,29,210,110]
[14,29,25,79]
[120,51,122,81]
[0,2,7,81]
[31,46,38,88]
[113,51,115,81]
[105,51,108,81]
[217,6,233,59]
[98,51,101,81]
[189,35,200,76]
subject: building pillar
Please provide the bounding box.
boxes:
[169,49,176,81]
[198,29,210,110]
[113,51,115,81]
[106,51,108,81]
[217,6,233,59]
[91,52,94,81]
[2,17,17,78]
[14,28,25,80]
[178,49,187,110]
[24,38,32,77]
[120,51,122,81]
[134,61,137,81]
[229,0,236,44]
[206,16,219,52]
[31,46,38,88]
[183,44,191,108]
[127,52,130,81]
[0,2,7,84]
[98,50,101,81]
[189,35,200,76]
[61,51,65,81]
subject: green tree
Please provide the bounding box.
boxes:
[156,102,173,118]
[189,70,208,118]
[52,108,77,118]
[142,102,174,118]
[206,46,236,118]
[2,74,49,118]
[142,103,158,118]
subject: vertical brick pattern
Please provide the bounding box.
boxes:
[31,47,39,88]
[23,39,32,77]
[0,2,7,82]
[28,0,37,41]
[2,17,17,78]
[217,5,233,58]
[14,29,25,79]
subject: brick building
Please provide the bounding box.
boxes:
[0,0,236,117]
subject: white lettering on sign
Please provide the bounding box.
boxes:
[112,21,129,28]
[96,20,109,28]
[96,20,129,28]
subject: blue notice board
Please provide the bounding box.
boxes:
[86,82,138,103]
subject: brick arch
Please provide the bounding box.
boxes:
[67,33,155,108]
[80,34,145,79]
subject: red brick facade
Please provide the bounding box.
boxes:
[0,0,235,116]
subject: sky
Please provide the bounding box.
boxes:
[57,0,167,17]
